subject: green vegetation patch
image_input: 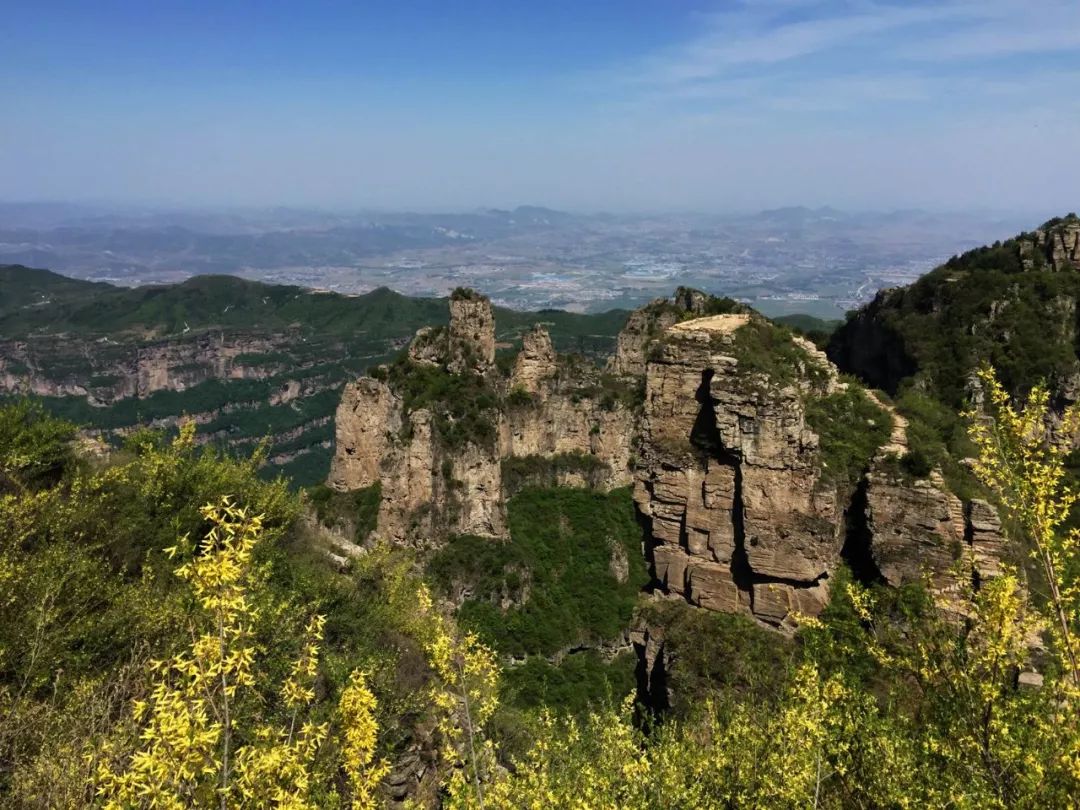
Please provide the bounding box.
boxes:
[805,384,891,488]
[373,358,500,449]
[501,452,611,496]
[773,313,842,348]
[554,356,645,412]
[502,650,637,715]
[637,599,795,716]
[427,486,648,658]
[727,318,826,389]
[308,482,382,543]
[830,216,1080,408]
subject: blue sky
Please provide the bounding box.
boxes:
[2,0,1078,213]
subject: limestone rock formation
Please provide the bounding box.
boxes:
[329,294,634,547]
[0,330,290,403]
[407,326,446,367]
[607,301,680,378]
[510,325,556,394]
[447,289,496,374]
[1023,216,1080,271]
[501,346,636,490]
[372,408,508,548]
[864,464,966,590]
[967,498,1006,581]
[326,283,1014,625]
[327,378,401,491]
[607,287,752,379]
[634,314,841,628]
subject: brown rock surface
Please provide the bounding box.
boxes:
[510,325,556,394]
[864,464,965,589]
[328,378,400,491]
[330,297,631,547]
[634,314,841,627]
[447,290,496,374]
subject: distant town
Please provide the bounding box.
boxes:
[0,202,1034,319]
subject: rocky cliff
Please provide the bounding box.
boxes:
[330,284,1013,626]
[633,313,841,628]
[329,290,637,547]
[501,327,636,491]
[629,299,1010,630]
[0,330,292,404]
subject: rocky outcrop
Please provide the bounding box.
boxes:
[327,378,401,491]
[967,498,1006,582]
[0,331,293,404]
[510,325,556,394]
[607,287,751,379]
[634,314,840,628]
[607,302,681,378]
[371,408,507,547]
[1023,216,1080,271]
[407,327,446,367]
[447,289,496,374]
[326,284,1014,626]
[329,291,632,547]
[864,465,966,590]
[500,357,635,491]
[862,462,1011,603]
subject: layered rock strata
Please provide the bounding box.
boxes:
[0,330,291,403]
[502,326,634,491]
[633,314,841,628]
[329,292,636,547]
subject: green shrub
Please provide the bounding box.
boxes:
[502,651,637,715]
[0,400,77,492]
[500,452,610,496]
[427,487,648,658]
[636,599,794,716]
[805,385,891,487]
[308,481,382,542]
[383,358,499,449]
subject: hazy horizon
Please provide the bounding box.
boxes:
[4,1,1079,214]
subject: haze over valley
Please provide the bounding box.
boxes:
[0,201,1035,319]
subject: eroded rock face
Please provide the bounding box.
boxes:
[864,464,965,590]
[634,317,841,628]
[967,498,1006,581]
[862,463,1010,601]
[1024,218,1080,271]
[447,291,496,374]
[0,331,288,403]
[330,304,631,547]
[407,326,446,367]
[328,378,401,491]
[511,325,556,394]
[607,300,681,378]
[371,410,507,548]
[501,392,634,491]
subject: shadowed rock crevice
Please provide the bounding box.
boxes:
[729,463,754,599]
[633,638,670,717]
[841,474,885,586]
[690,369,754,603]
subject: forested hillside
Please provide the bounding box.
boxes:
[0,267,629,486]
